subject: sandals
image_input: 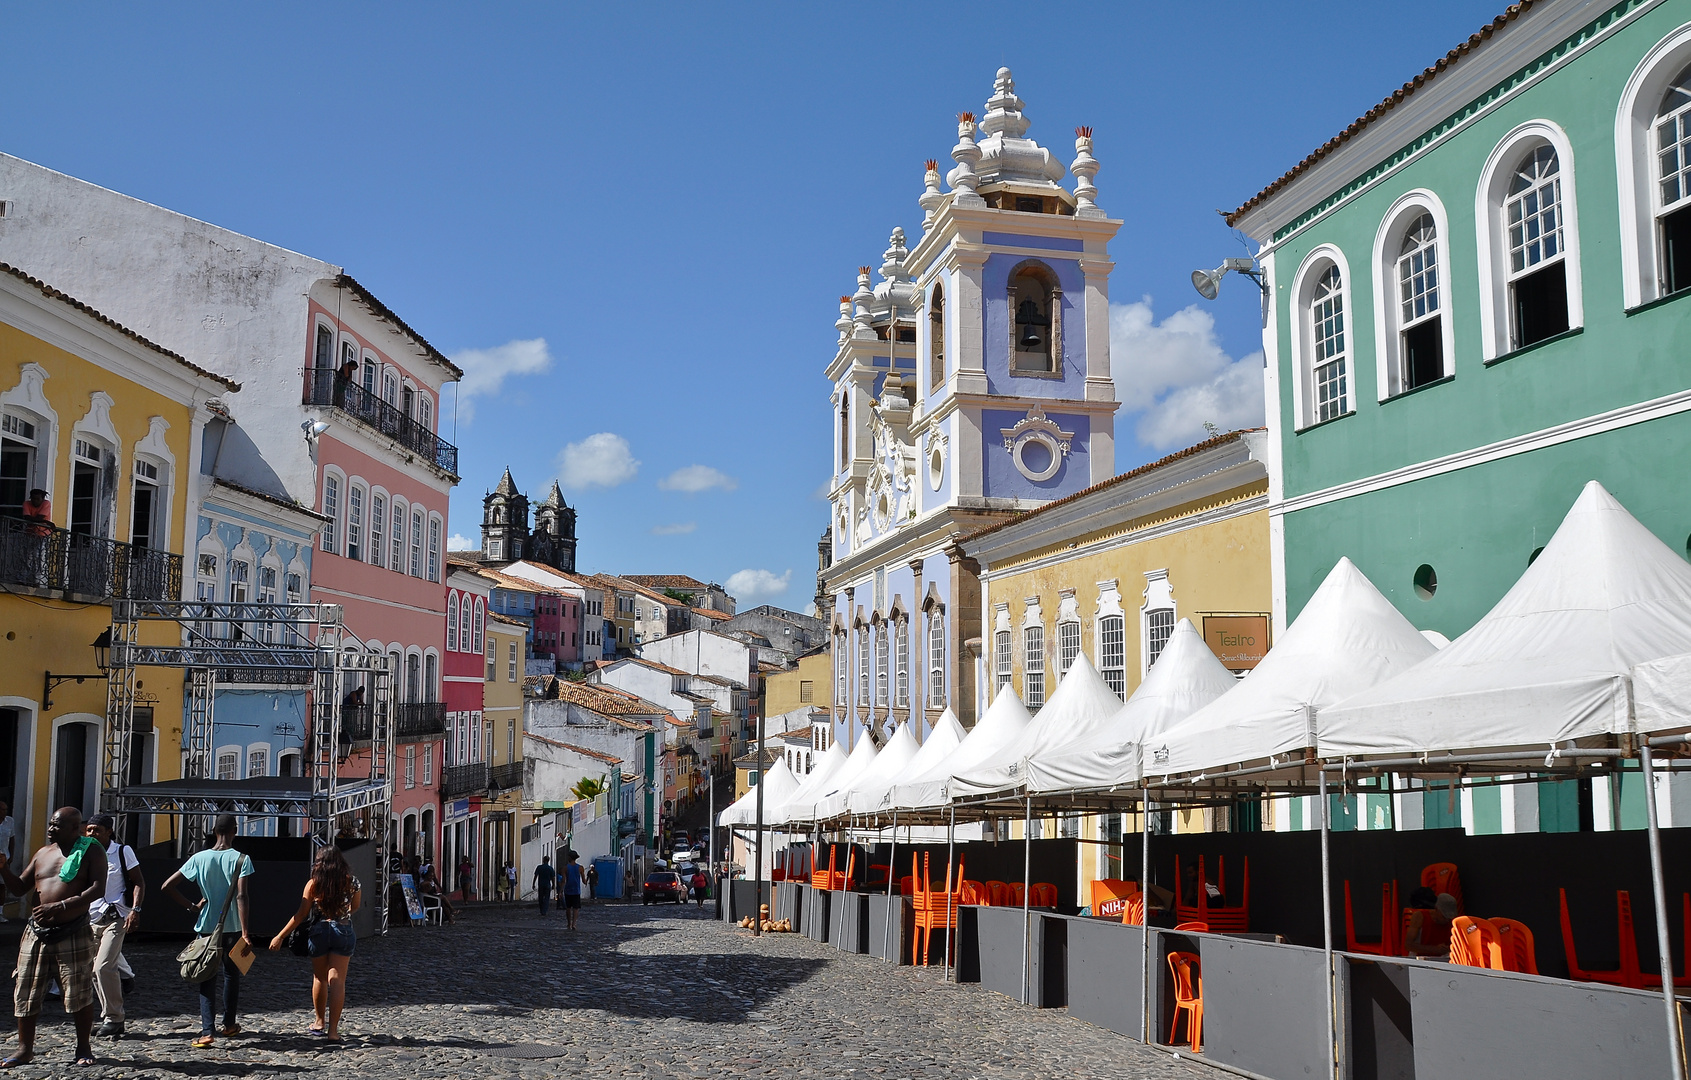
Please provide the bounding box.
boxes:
[0,1054,32,1069]
[192,1034,215,1049]
[308,1026,327,1038]
[74,1055,97,1068]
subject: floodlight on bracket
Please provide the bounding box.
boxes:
[1192,256,1269,325]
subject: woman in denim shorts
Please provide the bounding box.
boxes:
[270,847,362,1042]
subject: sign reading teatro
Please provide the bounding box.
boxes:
[1202,615,1269,671]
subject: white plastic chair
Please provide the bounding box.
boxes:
[421,894,443,925]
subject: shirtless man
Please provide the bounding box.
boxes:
[0,807,106,1068]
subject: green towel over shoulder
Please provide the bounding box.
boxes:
[58,836,96,882]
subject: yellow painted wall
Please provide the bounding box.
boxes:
[486,622,525,766]
[763,651,831,720]
[0,320,205,852]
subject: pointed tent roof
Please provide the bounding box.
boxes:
[1322,481,1691,755]
[1025,619,1239,794]
[1149,558,1436,780]
[815,722,919,822]
[850,710,967,815]
[716,757,800,827]
[888,685,1034,811]
[766,736,851,827]
[948,653,1123,799]
[785,730,879,825]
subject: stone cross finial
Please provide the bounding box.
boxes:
[947,113,984,208]
[1072,127,1103,219]
[919,159,945,228]
[852,268,875,339]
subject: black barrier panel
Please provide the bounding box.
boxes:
[975,904,1047,1004]
[1408,960,1685,1076]
[1039,913,1068,1008]
[955,905,980,982]
[1066,916,1147,1038]
[728,880,763,923]
[1346,957,1415,1080]
[806,889,831,944]
[1199,934,1332,1079]
[775,881,803,930]
[831,891,868,953]
[867,893,912,964]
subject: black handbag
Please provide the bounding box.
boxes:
[285,910,318,957]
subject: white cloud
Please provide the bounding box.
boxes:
[451,338,553,419]
[447,533,477,551]
[658,465,738,494]
[652,522,697,536]
[1110,297,1264,451]
[726,568,792,603]
[557,432,640,490]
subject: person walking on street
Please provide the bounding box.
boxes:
[691,868,709,909]
[269,846,361,1042]
[0,807,105,1068]
[503,861,516,902]
[533,855,556,916]
[458,856,474,901]
[585,862,599,904]
[84,814,143,1039]
[162,815,253,1050]
[561,850,584,930]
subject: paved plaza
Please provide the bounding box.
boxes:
[0,900,1209,1079]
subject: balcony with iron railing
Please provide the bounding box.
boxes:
[442,761,490,797]
[0,515,183,601]
[303,370,458,476]
[395,701,446,741]
[490,761,524,792]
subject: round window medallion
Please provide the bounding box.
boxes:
[929,447,944,490]
[1011,433,1063,482]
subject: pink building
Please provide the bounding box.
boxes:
[443,566,492,894]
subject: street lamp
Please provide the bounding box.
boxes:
[1191,256,1269,324]
[43,629,113,710]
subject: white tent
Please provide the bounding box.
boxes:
[1025,619,1239,793]
[765,739,849,826]
[947,654,1124,799]
[716,757,800,827]
[813,721,918,822]
[1322,481,1691,756]
[784,730,880,825]
[1636,652,1691,735]
[888,685,1034,811]
[1148,558,1436,780]
[850,710,967,815]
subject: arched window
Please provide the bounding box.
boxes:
[423,652,438,703]
[1309,265,1348,422]
[346,483,364,562]
[427,515,442,582]
[858,628,869,711]
[1396,214,1442,386]
[1098,614,1126,697]
[1007,262,1061,375]
[994,627,1013,694]
[894,618,909,708]
[928,613,944,708]
[1505,146,1569,347]
[473,599,485,654]
[410,508,424,577]
[1023,623,1045,709]
[929,283,946,392]
[1658,65,1691,295]
[447,594,459,652]
[875,625,889,707]
[321,473,340,554]
[1374,195,1456,399]
[838,394,850,472]
[835,632,848,711]
[1056,617,1081,680]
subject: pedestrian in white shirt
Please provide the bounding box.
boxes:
[84,814,144,1039]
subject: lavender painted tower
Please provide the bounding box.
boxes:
[821,69,1121,738]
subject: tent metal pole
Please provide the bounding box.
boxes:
[944,804,957,982]
[1318,770,1337,1080]
[1140,785,1152,1045]
[1640,745,1687,1080]
[884,809,898,961]
[1020,796,1033,1005]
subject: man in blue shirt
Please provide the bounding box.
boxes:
[561,850,584,931]
[532,855,556,916]
[162,815,253,1049]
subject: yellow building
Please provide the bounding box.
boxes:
[959,430,1272,881]
[762,644,831,720]
[0,265,237,856]
[484,612,527,893]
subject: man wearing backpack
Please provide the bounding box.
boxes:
[84,815,144,1039]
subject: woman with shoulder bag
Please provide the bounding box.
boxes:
[270,846,361,1042]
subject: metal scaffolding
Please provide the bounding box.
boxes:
[100,599,396,928]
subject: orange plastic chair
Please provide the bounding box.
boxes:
[1451,916,1503,970]
[1010,882,1026,908]
[897,875,915,897]
[1089,879,1139,919]
[1120,896,1146,926]
[911,851,964,967]
[1175,855,1250,932]
[1559,888,1644,989]
[1167,951,1203,1051]
[1344,880,1399,956]
[1421,863,1462,914]
[1028,883,1059,909]
[1174,921,1209,933]
[960,880,991,906]
[1401,907,1443,958]
[1490,917,1538,975]
[987,880,1012,907]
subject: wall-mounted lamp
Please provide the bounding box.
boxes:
[1191,256,1270,325]
[301,419,330,441]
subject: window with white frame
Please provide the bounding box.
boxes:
[474,599,485,653]
[1057,619,1080,679]
[1310,265,1348,422]
[1023,623,1045,709]
[486,638,496,681]
[419,396,432,433]
[0,411,41,520]
[858,629,869,708]
[247,745,268,779]
[447,594,459,651]
[875,625,889,706]
[347,484,364,562]
[1395,213,1443,390]
[1146,609,1175,668]
[390,499,406,570]
[370,493,386,568]
[994,628,1013,694]
[405,745,416,788]
[1507,145,1570,347]
[423,744,433,785]
[836,633,848,708]
[895,618,909,707]
[928,614,944,707]
[258,565,278,644]
[216,750,239,781]
[508,641,518,681]
[130,458,164,549]
[382,371,398,407]
[410,509,423,577]
[321,475,340,554]
[229,559,249,639]
[428,517,441,582]
[1660,64,1691,296]
[1099,614,1126,697]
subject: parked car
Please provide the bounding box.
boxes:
[643,871,687,905]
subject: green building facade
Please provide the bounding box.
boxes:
[1229,0,1691,833]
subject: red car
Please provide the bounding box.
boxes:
[643,871,686,904]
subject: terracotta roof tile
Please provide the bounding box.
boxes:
[693,608,732,621]
[525,732,623,764]
[624,575,712,590]
[1227,3,1536,227]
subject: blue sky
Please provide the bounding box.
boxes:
[1,1,1502,611]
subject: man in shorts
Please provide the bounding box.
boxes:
[0,807,106,1068]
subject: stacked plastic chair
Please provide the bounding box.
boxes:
[911,851,964,967]
[1344,879,1401,955]
[1175,855,1249,932]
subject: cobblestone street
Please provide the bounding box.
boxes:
[0,901,1210,1079]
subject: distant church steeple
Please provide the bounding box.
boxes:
[531,480,578,573]
[479,469,576,572]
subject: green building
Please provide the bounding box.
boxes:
[1227,0,1691,834]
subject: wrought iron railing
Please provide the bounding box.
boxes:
[442,761,489,797]
[395,701,446,740]
[303,369,458,476]
[490,761,524,792]
[340,704,374,743]
[0,515,182,600]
